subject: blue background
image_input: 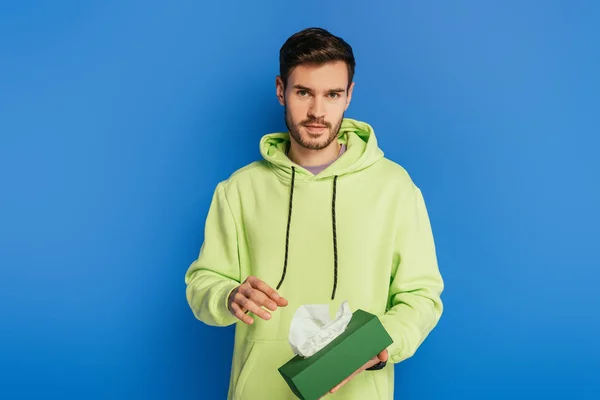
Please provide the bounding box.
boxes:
[1,1,599,399]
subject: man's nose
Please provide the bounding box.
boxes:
[308,97,326,120]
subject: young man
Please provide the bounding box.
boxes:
[185,27,444,399]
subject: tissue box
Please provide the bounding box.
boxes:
[278,309,393,400]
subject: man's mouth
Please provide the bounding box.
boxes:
[304,124,328,134]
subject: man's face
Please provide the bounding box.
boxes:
[276,61,354,151]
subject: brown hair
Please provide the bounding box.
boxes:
[279,27,355,89]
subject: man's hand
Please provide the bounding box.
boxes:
[327,349,389,395]
[227,276,288,324]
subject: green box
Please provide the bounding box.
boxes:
[278,309,393,400]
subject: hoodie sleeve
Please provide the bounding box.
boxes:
[379,184,444,364]
[184,182,240,327]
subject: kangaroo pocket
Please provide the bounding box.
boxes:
[234,339,297,400]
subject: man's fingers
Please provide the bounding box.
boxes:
[330,374,353,393]
[330,367,363,393]
[329,355,382,394]
[228,283,275,323]
[230,302,254,325]
[236,293,272,321]
[276,296,289,307]
[249,277,288,306]
[330,380,346,393]
[246,287,278,311]
[237,287,274,318]
[378,349,389,362]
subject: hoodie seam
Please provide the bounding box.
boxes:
[218,182,242,278]
[267,162,320,185]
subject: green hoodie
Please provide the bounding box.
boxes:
[185,118,444,399]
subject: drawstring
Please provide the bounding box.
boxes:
[331,175,339,300]
[276,166,296,291]
[276,166,340,300]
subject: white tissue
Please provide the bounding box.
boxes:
[288,300,352,358]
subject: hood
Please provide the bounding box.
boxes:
[259,118,384,182]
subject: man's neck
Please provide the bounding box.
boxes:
[287,140,342,168]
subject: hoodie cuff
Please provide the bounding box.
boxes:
[216,280,240,326]
[366,360,387,371]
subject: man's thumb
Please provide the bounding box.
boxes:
[378,349,389,362]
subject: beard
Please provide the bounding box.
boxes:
[284,106,343,150]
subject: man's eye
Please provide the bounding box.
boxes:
[328,93,340,98]
[298,90,309,97]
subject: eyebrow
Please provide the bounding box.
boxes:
[293,84,346,93]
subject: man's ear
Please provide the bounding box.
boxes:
[276,76,285,106]
[345,81,355,111]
